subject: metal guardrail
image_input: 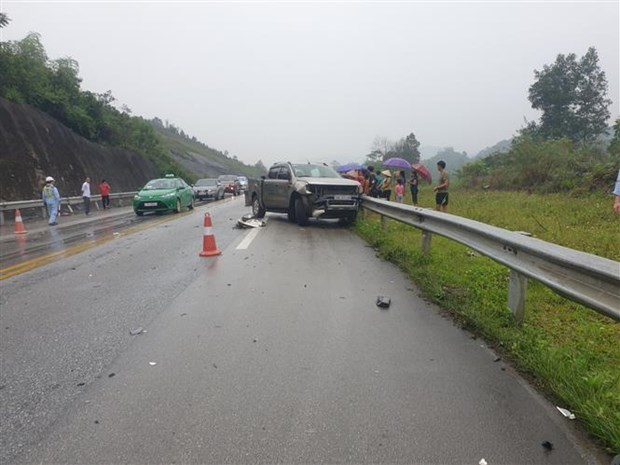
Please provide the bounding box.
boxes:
[360,195,620,323]
[0,192,137,225]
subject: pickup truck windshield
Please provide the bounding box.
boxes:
[291,164,340,178]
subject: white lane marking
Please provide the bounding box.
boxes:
[236,227,261,250]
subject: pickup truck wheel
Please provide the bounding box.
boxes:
[295,197,309,226]
[252,196,266,218]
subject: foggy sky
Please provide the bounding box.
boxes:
[1,1,618,167]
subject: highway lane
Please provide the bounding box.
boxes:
[0,197,232,271]
[1,199,603,464]
[0,197,249,465]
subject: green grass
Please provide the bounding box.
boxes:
[355,188,620,453]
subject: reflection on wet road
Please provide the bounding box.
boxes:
[0,210,191,278]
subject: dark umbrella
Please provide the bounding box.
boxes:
[383,157,413,170]
[411,163,432,183]
[336,162,363,173]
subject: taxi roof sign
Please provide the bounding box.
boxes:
[164,173,175,178]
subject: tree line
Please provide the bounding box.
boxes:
[367,47,617,193]
[0,29,189,180]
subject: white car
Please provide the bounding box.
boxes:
[237,176,249,191]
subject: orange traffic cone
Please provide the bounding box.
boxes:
[14,209,27,234]
[199,212,221,257]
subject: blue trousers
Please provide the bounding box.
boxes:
[46,202,58,224]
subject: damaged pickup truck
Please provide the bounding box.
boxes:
[245,162,362,226]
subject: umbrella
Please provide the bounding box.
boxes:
[383,157,413,170]
[411,163,432,183]
[336,162,363,173]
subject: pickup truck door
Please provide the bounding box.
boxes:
[263,165,289,210]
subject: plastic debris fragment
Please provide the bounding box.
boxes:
[376,296,391,308]
[129,327,144,336]
[149,362,157,366]
[236,217,266,228]
[556,406,576,420]
[479,459,488,465]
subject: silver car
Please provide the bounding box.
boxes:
[192,178,225,201]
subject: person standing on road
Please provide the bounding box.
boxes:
[433,160,449,212]
[81,176,91,215]
[99,179,111,209]
[42,176,61,225]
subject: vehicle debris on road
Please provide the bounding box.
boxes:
[376,296,391,308]
[556,406,576,420]
[236,214,266,229]
[129,326,144,336]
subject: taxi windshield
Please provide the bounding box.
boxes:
[143,179,176,190]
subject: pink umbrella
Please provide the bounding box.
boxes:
[411,163,432,183]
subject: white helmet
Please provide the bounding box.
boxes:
[45,176,54,182]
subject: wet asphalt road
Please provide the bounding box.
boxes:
[0,197,604,464]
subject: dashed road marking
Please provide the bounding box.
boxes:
[236,227,261,250]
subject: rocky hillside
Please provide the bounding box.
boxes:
[0,98,159,201]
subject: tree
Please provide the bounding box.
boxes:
[527,47,611,143]
[0,12,10,29]
[255,160,267,173]
[608,118,620,156]
[392,132,421,163]
[370,136,392,161]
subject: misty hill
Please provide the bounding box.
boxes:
[152,119,263,179]
[419,147,469,177]
[473,138,512,159]
[419,145,443,160]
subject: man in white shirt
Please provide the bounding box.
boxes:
[81,177,91,215]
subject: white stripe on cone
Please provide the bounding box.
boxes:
[204,227,213,236]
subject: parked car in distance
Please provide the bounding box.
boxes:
[218,174,241,196]
[237,176,249,191]
[193,178,225,201]
[133,174,194,216]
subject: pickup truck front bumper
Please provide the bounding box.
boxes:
[310,195,360,218]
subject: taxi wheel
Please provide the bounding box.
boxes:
[188,197,194,210]
[175,199,181,213]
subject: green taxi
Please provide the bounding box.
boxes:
[133,174,194,216]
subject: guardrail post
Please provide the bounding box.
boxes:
[0,211,4,226]
[421,231,432,254]
[381,215,388,232]
[508,270,527,325]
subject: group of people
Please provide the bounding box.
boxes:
[347,161,450,212]
[41,176,112,226]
